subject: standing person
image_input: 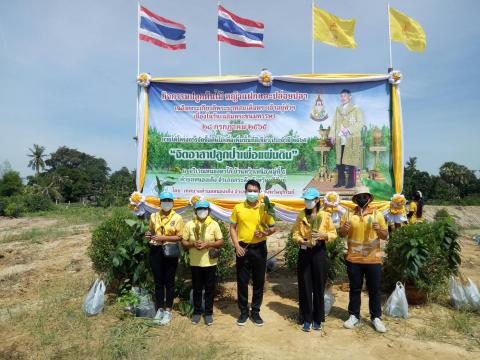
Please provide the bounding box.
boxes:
[230,179,276,326]
[330,89,365,188]
[145,191,184,326]
[182,200,224,326]
[338,186,389,333]
[407,190,424,224]
[293,188,337,332]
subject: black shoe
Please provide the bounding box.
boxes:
[250,312,264,327]
[237,313,248,326]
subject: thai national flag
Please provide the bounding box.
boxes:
[217,5,264,48]
[139,5,186,50]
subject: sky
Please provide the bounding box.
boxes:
[0,0,479,178]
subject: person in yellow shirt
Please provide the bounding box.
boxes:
[230,179,276,326]
[407,190,424,224]
[338,186,388,333]
[145,191,184,326]
[182,200,224,326]
[292,188,337,332]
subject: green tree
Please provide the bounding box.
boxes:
[439,162,477,197]
[45,146,110,202]
[27,144,47,177]
[0,171,23,197]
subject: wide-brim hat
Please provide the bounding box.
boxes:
[352,185,374,203]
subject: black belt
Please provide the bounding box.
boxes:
[239,241,266,249]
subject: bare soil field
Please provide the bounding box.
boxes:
[0,206,479,359]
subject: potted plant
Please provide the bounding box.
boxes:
[383,219,460,305]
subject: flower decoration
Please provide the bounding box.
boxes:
[189,193,204,207]
[137,73,152,87]
[388,70,402,85]
[258,69,273,87]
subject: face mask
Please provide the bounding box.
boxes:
[304,200,316,209]
[355,197,370,209]
[161,202,174,212]
[196,209,209,219]
[246,192,259,202]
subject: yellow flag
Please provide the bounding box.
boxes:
[389,7,426,52]
[313,6,356,48]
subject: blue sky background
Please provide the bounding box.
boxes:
[1,0,479,177]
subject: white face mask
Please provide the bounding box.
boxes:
[161,202,174,212]
[196,209,209,219]
[304,200,317,209]
[246,191,259,202]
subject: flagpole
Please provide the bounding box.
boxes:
[135,1,140,143]
[218,0,222,76]
[137,1,140,75]
[311,0,314,74]
[387,3,393,71]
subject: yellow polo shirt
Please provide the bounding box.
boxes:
[292,210,337,244]
[340,206,388,264]
[230,201,275,244]
[409,201,423,224]
[183,216,223,267]
[149,210,184,245]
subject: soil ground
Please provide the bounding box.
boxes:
[0,206,479,359]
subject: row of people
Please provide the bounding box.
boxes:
[144,180,419,332]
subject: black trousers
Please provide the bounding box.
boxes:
[149,246,178,309]
[297,243,327,323]
[236,241,267,314]
[191,265,216,315]
[346,261,382,320]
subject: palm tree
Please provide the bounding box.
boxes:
[27,144,47,177]
[406,157,417,172]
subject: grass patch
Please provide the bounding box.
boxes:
[415,307,480,349]
[0,226,86,244]
[0,275,244,360]
[25,205,126,227]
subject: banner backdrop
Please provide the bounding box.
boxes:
[138,74,400,203]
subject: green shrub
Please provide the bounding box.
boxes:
[434,208,450,221]
[383,219,461,297]
[109,217,153,291]
[284,232,298,272]
[88,208,134,274]
[216,220,235,281]
[4,201,24,217]
[325,237,347,283]
[0,197,9,215]
[22,193,54,213]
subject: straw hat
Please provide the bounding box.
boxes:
[352,185,374,203]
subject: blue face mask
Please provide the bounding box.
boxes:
[246,192,259,202]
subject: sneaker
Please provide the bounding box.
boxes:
[372,318,386,333]
[313,322,322,331]
[250,312,264,327]
[191,314,201,325]
[153,308,164,325]
[302,322,312,332]
[343,315,360,329]
[159,310,172,326]
[237,313,248,326]
[204,314,214,326]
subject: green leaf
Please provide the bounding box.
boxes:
[125,219,137,227]
[155,176,163,194]
[265,179,287,191]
